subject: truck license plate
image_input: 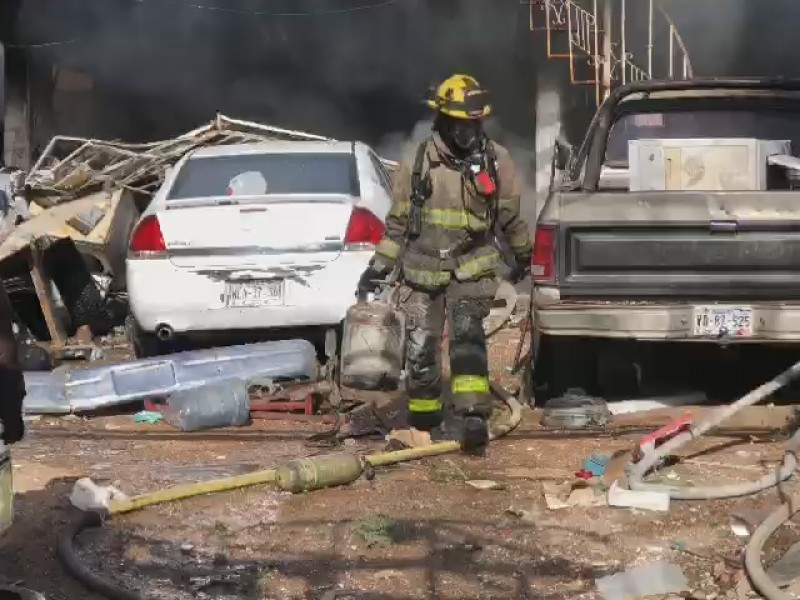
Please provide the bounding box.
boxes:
[692,305,753,338]
[225,280,284,308]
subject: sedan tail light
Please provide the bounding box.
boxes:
[532,224,557,284]
[344,207,385,250]
[129,215,167,257]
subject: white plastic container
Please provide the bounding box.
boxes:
[629,138,791,191]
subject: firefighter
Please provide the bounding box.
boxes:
[0,280,24,446]
[357,74,532,452]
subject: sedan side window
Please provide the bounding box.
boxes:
[368,152,393,195]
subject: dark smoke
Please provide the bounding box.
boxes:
[13,0,540,150]
[661,0,800,78]
[13,0,795,206]
[7,0,548,212]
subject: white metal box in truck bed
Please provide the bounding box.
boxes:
[629,138,791,191]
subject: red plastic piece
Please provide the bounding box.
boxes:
[636,411,693,459]
[249,393,315,416]
[144,393,315,417]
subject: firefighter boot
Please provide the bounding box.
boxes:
[408,408,443,432]
[431,406,489,454]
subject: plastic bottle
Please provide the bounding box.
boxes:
[162,378,250,432]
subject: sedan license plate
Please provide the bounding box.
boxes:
[692,305,753,338]
[225,280,284,308]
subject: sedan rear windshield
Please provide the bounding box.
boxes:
[606,108,800,164]
[168,152,358,199]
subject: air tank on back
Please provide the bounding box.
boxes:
[340,298,405,391]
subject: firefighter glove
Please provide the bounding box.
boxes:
[509,258,531,284]
[356,264,386,300]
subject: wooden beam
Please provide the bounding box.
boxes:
[28,240,66,351]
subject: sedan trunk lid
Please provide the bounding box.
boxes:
[157,195,354,271]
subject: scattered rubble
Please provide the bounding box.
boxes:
[595,561,689,600]
[23,114,387,205]
[465,479,506,491]
[542,479,607,510]
[70,477,128,512]
[540,389,612,429]
[607,481,671,513]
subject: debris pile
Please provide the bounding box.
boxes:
[1,115,396,362]
[22,114,357,205]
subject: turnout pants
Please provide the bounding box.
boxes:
[399,277,497,423]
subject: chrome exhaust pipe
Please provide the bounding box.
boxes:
[155,324,174,342]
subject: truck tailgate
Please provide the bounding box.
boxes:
[557,190,800,299]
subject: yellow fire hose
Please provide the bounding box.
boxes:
[107,467,280,515]
[108,381,521,514]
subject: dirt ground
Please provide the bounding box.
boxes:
[2,328,800,600]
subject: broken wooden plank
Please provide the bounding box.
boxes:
[28,240,66,350]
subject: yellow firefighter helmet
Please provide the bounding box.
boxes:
[426,74,492,120]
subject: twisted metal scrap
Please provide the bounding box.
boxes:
[24,114,398,206]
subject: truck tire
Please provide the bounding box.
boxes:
[519,360,535,407]
[533,334,600,402]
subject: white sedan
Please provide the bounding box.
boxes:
[125,140,393,357]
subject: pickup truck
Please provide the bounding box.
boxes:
[531,78,800,401]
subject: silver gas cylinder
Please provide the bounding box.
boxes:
[340,299,405,391]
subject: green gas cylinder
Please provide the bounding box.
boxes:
[275,453,365,493]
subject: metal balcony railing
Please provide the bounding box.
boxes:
[528,0,693,105]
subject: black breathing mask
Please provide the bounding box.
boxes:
[436,115,484,155]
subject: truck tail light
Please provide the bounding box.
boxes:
[532,224,556,284]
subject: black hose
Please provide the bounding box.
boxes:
[57,511,144,600]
